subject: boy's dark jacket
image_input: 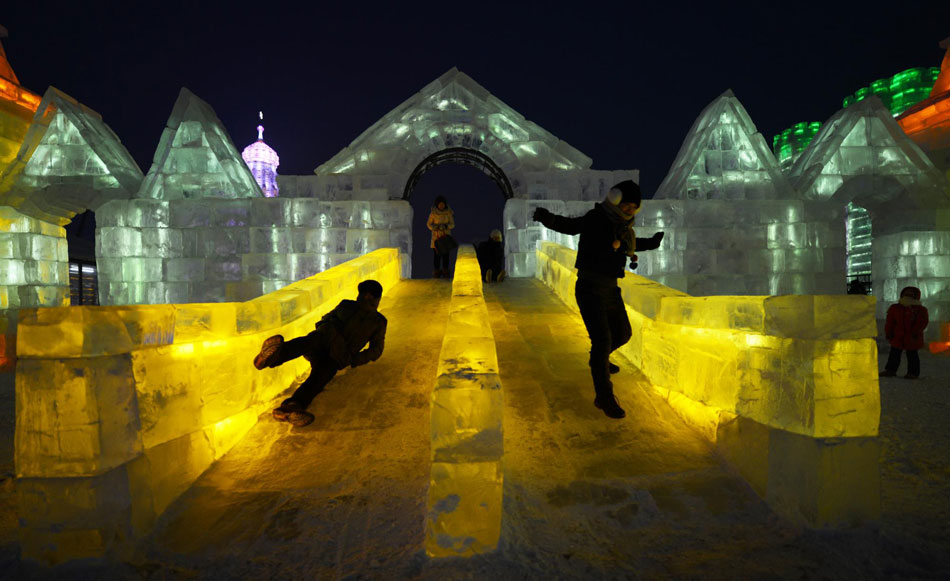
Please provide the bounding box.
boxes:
[885,302,928,351]
[533,204,663,279]
[313,300,387,368]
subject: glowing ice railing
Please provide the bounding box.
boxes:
[426,245,503,557]
[536,242,881,527]
[14,248,403,564]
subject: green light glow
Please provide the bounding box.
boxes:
[841,67,940,116]
[772,121,822,168]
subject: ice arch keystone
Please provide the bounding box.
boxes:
[314,67,593,199]
[0,87,144,226]
[137,87,263,200]
[788,96,949,211]
[655,89,794,200]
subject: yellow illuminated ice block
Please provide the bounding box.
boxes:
[537,242,879,439]
[14,248,403,563]
[536,242,881,527]
[427,245,503,558]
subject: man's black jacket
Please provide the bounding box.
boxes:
[314,299,387,368]
[534,204,663,279]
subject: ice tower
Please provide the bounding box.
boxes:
[241,112,279,197]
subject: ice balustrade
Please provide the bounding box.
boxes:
[95,197,412,304]
[426,246,502,557]
[536,242,881,526]
[13,248,403,564]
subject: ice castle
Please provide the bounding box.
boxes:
[1,29,950,565]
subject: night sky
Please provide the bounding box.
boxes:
[3,2,949,271]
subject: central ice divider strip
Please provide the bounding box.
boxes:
[536,241,881,528]
[13,248,403,565]
[426,245,503,558]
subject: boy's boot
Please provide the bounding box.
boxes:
[608,361,620,374]
[254,335,285,370]
[484,269,493,283]
[273,400,315,426]
[497,270,507,282]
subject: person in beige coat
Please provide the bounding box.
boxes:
[426,195,456,278]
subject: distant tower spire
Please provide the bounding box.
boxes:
[241,110,280,197]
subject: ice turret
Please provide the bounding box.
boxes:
[241,112,279,197]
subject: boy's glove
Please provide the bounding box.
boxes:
[651,232,665,244]
[629,257,638,270]
[532,207,550,222]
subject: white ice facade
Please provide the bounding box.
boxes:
[2,70,948,339]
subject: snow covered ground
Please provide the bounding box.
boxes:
[0,279,948,579]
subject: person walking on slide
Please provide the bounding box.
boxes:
[532,181,664,419]
[253,280,388,427]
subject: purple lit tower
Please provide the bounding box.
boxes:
[241,111,280,197]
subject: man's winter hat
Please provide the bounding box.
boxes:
[606,180,642,207]
[434,195,448,207]
[490,229,502,240]
[899,286,921,299]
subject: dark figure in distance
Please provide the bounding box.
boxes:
[881,285,928,379]
[253,280,387,426]
[532,181,664,419]
[477,229,507,283]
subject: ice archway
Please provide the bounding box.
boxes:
[314,67,593,200]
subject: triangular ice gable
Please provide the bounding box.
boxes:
[0,87,144,223]
[315,67,593,175]
[788,96,946,207]
[655,90,792,200]
[137,88,262,199]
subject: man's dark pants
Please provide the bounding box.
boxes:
[884,346,920,376]
[274,331,341,408]
[575,278,631,397]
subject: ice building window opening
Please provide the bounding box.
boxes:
[68,260,99,306]
[403,147,513,201]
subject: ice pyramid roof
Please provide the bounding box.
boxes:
[655,90,792,200]
[137,88,262,200]
[0,87,144,224]
[315,67,592,177]
[788,96,947,208]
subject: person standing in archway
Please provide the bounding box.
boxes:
[427,195,456,278]
[532,180,664,419]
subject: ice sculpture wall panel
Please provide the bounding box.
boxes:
[872,228,950,342]
[15,249,403,563]
[96,198,412,305]
[536,241,880,527]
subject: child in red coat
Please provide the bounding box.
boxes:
[881,286,929,379]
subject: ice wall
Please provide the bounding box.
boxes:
[95,198,411,304]
[872,226,950,342]
[537,242,881,527]
[636,199,847,295]
[14,249,403,564]
[426,246,502,557]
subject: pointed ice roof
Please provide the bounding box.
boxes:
[0,87,144,224]
[137,88,263,200]
[655,90,792,200]
[315,68,592,177]
[788,96,947,208]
